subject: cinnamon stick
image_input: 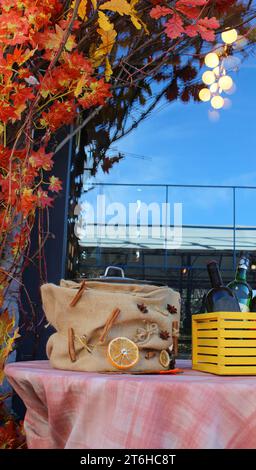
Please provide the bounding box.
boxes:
[172,320,179,357]
[69,280,87,307]
[68,327,76,362]
[99,308,121,344]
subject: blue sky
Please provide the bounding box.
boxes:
[84,53,256,228]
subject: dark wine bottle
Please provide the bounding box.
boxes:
[251,296,256,312]
[205,261,240,312]
[227,252,252,312]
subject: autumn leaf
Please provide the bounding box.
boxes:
[40,99,77,131]
[37,189,54,209]
[98,11,114,31]
[165,14,185,39]
[95,27,117,58]
[71,0,88,20]
[29,148,54,171]
[48,176,62,193]
[105,56,113,82]
[100,0,131,16]
[37,25,76,53]
[20,188,37,216]
[177,0,207,5]
[150,5,172,19]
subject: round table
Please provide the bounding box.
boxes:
[5,359,256,449]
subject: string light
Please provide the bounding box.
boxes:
[204,52,219,68]
[221,28,238,44]
[211,95,224,109]
[199,28,239,119]
[202,71,216,85]
[199,88,211,102]
[218,75,233,91]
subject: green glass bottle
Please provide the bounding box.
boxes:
[227,252,252,312]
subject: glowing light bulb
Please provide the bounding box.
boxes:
[213,66,220,77]
[210,83,218,93]
[199,88,211,102]
[221,29,238,45]
[218,75,233,91]
[204,52,219,68]
[211,95,224,109]
[202,71,216,85]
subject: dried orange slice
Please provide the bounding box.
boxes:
[107,337,139,370]
[159,349,170,369]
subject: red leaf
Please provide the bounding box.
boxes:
[150,5,172,19]
[175,4,201,19]
[198,17,220,30]
[29,148,53,171]
[177,0,207,5]
[185,24,198,37]
[48,176,62,193]
[164,14,185,39]
[37,189,53,209]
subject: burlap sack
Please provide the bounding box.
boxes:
[41,280,180,373]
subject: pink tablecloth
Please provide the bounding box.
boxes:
[5,359,256,449]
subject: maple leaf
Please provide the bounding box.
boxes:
[0,310,15,339]
[29,148,53,171]
[48,176,62,193]
[10,230,29,257]
[20,188,37,217]
[100,0,131,16]
[40,100,77,131]
[177,0,207,5]
[198,17,220,30]
[175,4,200,19]
[150,6,172,19]
[165,14,185,39]
[184,24,198,37]
[197,17,220,41]
[37,189,53,209]
[78,78,111,109]
[37,25,76,53]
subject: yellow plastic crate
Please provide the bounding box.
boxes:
[192,312,256,375]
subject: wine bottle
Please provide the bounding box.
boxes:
[227,252,252,312]
[251,296,256,312]
[206,261,240,312]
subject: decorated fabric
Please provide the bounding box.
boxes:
[41,280,180,373]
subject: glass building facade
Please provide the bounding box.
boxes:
[66,183,256,357]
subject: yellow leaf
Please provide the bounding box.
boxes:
[71,0,88,20]
[130,14,142,30]
[105,56,113,82]
[74,75,88,98]
[95,27,117,58]
[100,0,131,16]
[91,0,97,8]
[98,11,113,31]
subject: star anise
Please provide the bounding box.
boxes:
[159,330,171,340]
[137,303,148,314]
[167,304,177,314]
